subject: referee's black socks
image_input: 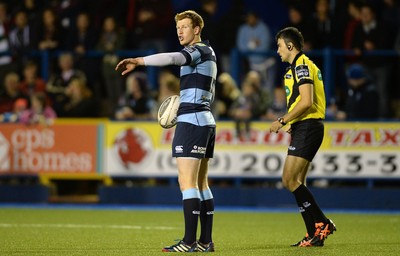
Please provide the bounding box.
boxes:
[293,184,328,226]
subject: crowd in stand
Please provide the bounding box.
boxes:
[0,0,399,128]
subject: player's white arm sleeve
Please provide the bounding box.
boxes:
[143,52,186,66]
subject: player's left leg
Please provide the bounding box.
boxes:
[197,158,215,252]
[283,156,334,247]
[290,162,318,246]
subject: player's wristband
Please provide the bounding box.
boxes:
[278,117,286,126]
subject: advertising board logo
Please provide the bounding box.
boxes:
[0,132,10,171]
[113,128,153,169]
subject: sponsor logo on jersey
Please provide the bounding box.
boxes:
[295,64,310,79]
[191,145,206,154]
[192,210,200,215]
[285,85,290,96]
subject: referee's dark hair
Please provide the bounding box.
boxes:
[275,27,304,51]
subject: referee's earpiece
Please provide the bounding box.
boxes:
[287,44,292,51]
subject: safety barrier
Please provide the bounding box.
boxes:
[0,119,399,208]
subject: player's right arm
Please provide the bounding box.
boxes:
[115,57,144,76]
[115,52,186,76]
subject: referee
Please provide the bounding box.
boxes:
[269,27,336,247]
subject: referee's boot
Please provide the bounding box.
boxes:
[300,219,336,247]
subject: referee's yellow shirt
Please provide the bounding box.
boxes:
[284,52,326,124]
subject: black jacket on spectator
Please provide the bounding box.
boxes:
[344,79,379,120]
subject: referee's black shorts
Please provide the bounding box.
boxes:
[172,122,215,159]
[288,119,324,162]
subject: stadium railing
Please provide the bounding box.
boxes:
[28,47,400,102]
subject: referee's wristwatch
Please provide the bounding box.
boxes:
[277,117,286,126]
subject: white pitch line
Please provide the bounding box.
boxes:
[0,223,177,230]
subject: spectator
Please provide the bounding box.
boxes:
[236,10,276,93]
[128,0,173,52]
[381,0,400,33]
[8,10,34,72]
[86,0,127,30]
[65,12,98,55]
[150,69,180,119]
[11,0,41,25]
[195,0,219,49]
[59,77,98,117]
[343,0,362,50]
[65,12,100,103]
[283,4,314,50]
[261,86,286,121]
[114,72,154,120]
[310,0,337,49]
[331,0,363,108]
[96,15,125,115]
[243,70,272,119]
[0,72,27,114]
[46,52,87,115]
[19,60,46,97]
[19,91,56,125]
[335,64,380,121]
[49,0,83,31]
[0,97,28,123]
[0,2,15,93]
[156,69,180,103]
[351,3,392,118]
[217,0,245,73]
[32,8,64,51]
[214,72,240,120]
[230,80,261,140]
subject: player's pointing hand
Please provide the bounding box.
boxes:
[115,57,144,76]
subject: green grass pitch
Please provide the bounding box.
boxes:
[0,207,399,255]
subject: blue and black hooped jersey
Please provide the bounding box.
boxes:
[178,40,217,126]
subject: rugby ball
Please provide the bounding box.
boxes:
[158,95,180,129]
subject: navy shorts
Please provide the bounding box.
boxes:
[288,119,324,162]
[172,122,215,159]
